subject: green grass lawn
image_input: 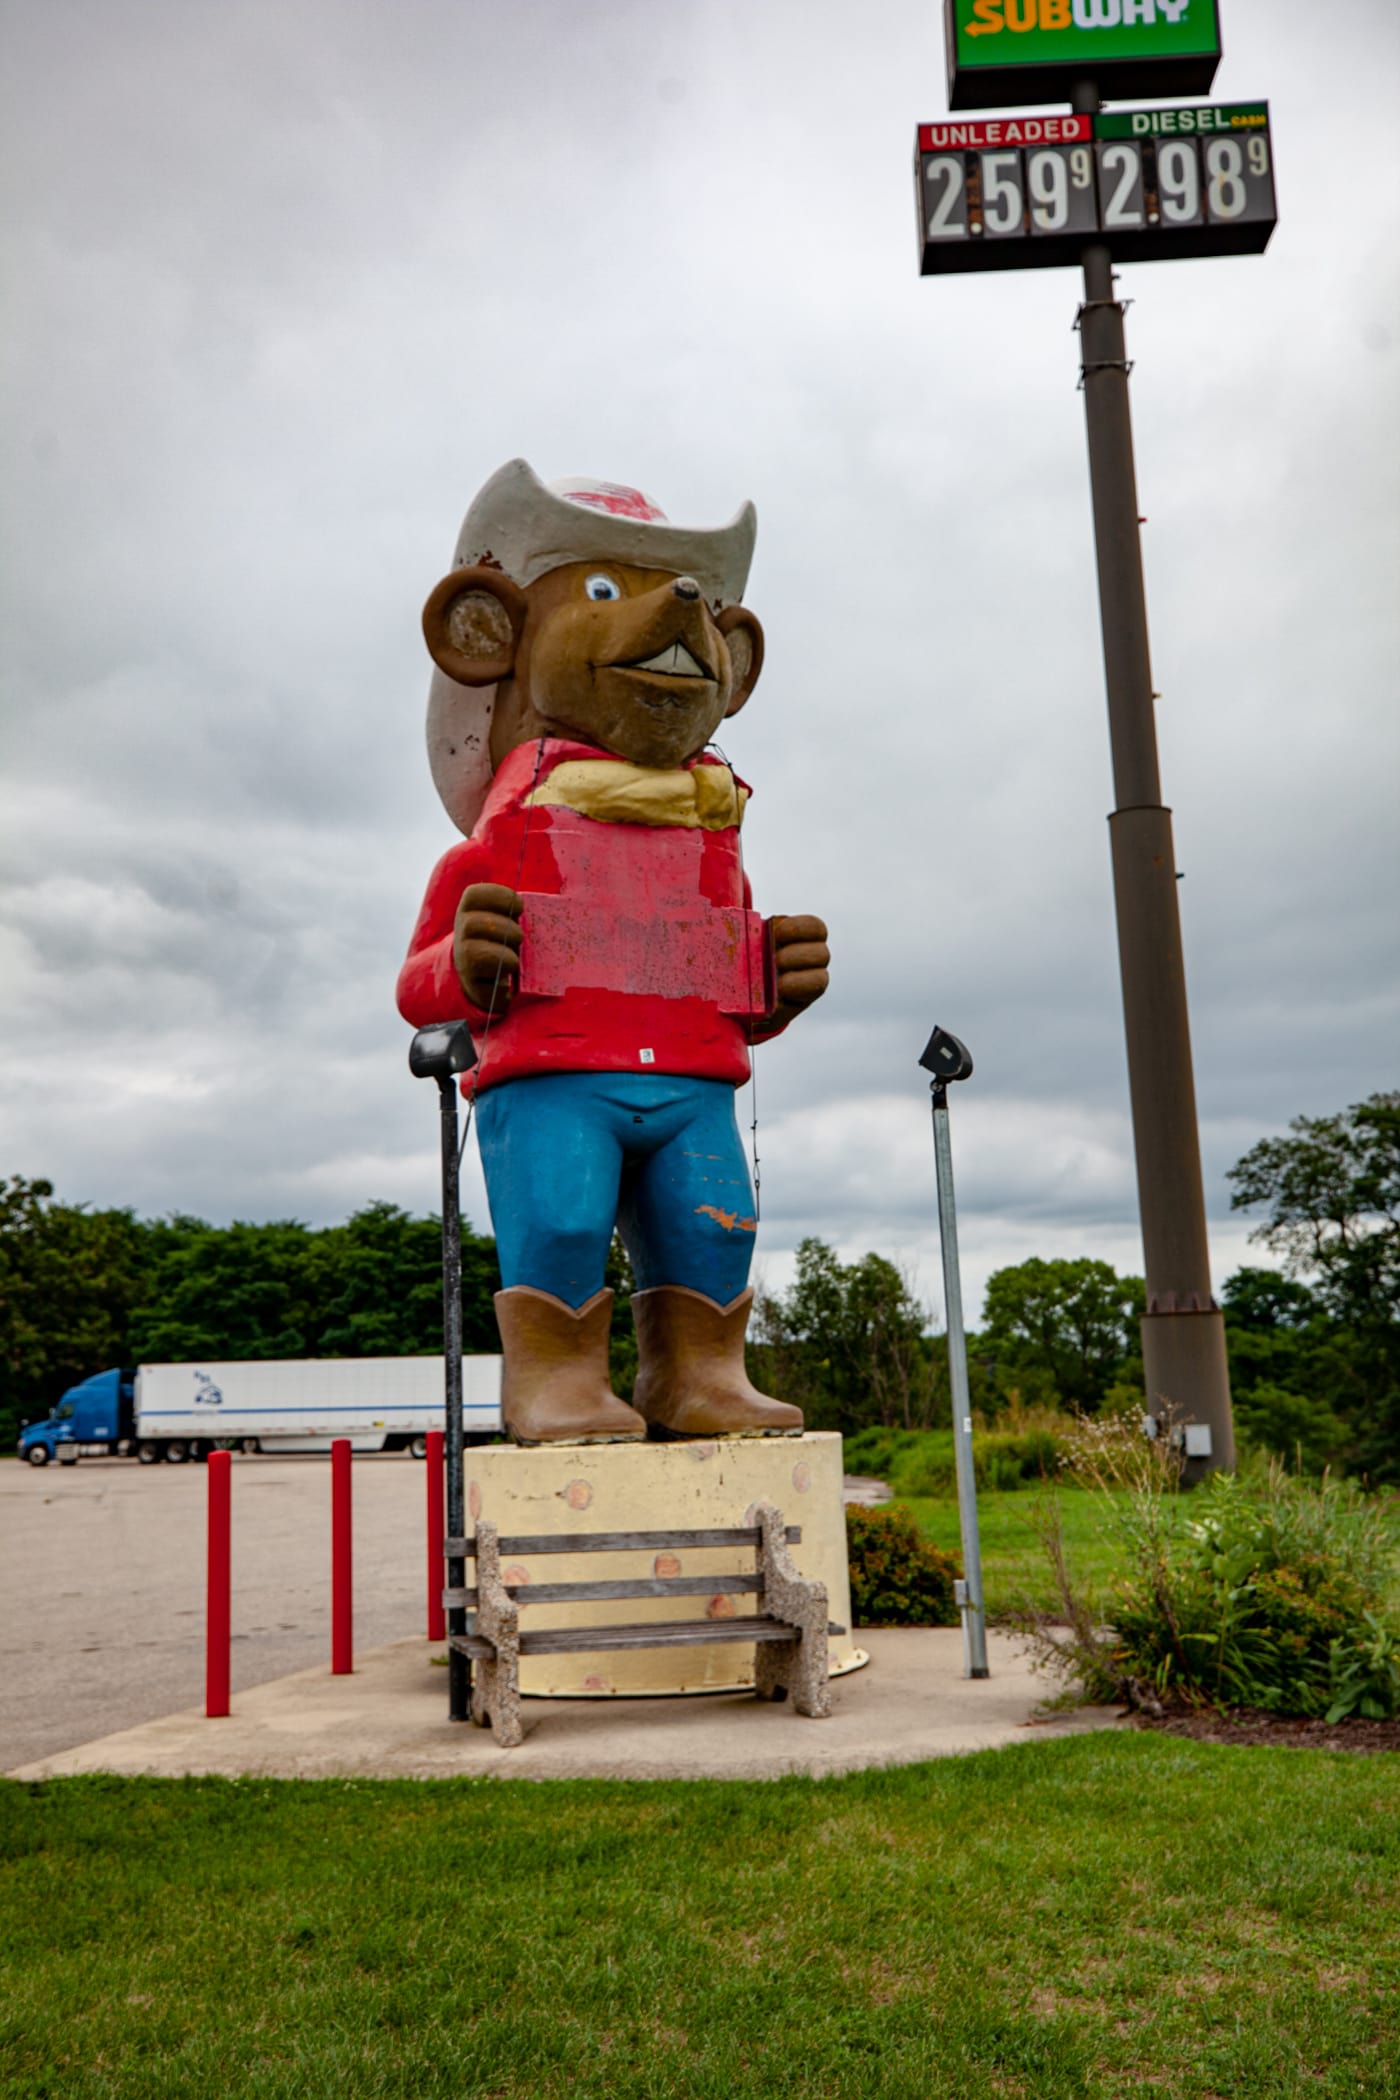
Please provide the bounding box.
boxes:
[900,1484,1130,1618]
[4,1742,1397,2099]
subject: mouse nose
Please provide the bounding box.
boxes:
[672,576,700,602]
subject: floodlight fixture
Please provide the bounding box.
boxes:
[919,1025,973,1090]
[409,1021,478,1082]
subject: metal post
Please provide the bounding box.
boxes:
[930,1084,988,1678]
[426,1427,446,1643]
[205,1449,231,1717]
[1072,82,1234,1478]
[438,1073,470,1722]
[331,1438,353,1673]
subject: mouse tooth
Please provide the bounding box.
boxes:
[630,641,709,678]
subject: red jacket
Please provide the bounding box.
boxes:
[397,739,787,1093]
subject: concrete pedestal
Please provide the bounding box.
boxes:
[465,1430,866,1697]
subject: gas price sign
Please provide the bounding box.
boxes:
[915,103,1275,274]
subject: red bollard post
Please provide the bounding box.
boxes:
[331,1437,353,1674]
[206,1450,231,1718]
[426,1429,446,1641]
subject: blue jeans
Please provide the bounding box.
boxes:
[475,1072,757,1309]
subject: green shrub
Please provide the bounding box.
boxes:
[1110,1468,1400,1718]
[845,1503,961,1627]
[859,1426,1065,1498]
[841,1426,931,1480]
[1326,1613,1400,1722]
[977,1429,1061,1490]
[1233,1382,1350,1474]
[979,1446,1025,1493]
[1014,1420,1400,1720]
[888,1435,958,1497]
[1028,1427,1400,1721]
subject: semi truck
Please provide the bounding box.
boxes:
[18,1356,502,1466]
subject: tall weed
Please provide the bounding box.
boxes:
[1012,1420,1400,1720]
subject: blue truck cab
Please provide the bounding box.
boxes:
[20,1368,134,1466]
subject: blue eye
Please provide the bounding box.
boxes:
[585,573,621,601]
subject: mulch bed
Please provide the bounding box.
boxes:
[1126,1707,1400,1754]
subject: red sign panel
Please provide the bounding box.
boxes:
[917,113,1091,152]
[518,897,773,1017]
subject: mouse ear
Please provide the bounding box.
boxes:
[716,605,764,716]
[422,566,527,686]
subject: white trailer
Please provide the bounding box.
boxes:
[133,1356,501,1458]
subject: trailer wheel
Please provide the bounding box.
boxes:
[409,1435,427,1459]
[137,1442,161,1464]
[25,1443,50,1467]
[164,1440,189,1464]
[240,1438,261,1456]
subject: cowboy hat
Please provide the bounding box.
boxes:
[426,460,757,836]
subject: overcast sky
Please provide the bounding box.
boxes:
[3,0,1397,1323]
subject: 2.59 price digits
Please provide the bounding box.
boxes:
[923,143,1097,241]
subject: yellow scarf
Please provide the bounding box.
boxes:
[526,759,747,831]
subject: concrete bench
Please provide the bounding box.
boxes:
[442,1500,839,1746]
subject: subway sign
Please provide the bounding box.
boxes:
[915,103,1275,274]
[945,0,1221,110]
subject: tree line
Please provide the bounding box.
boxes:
[754,1092,1398,1479]
[0,1187,500,1451]
[3,1092,1394,1475]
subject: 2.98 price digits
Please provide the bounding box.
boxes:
[1097,132,1273,231]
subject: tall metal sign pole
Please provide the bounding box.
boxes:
[917,1,1276,1471]
[1073,84,1233,1474]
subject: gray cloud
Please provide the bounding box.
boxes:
[2,0,1396,1319]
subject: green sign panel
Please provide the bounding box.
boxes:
[1095,101,1265,139]
[945,0,1222,110]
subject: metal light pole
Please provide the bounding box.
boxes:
[919,1026,987,1679]
[409,1020,478,1721]
[1072,81,1235,1479]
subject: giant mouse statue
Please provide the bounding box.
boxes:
[398,461,829,1446]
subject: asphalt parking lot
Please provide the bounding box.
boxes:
[1,1453,432,1771]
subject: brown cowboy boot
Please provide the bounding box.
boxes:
[494,1286,646,1446]
[630,1286,804,1438]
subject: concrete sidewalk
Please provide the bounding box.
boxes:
[10,1629,1123,1782]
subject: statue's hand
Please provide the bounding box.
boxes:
[767,914,830,1028]
[454,883,524,1014]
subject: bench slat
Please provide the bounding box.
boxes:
[527,1619,796,1655]
[447,1619,847,1663]
[443,1574,765,1608]
[451,1617,797,1657]
[443,1525,800,1557]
